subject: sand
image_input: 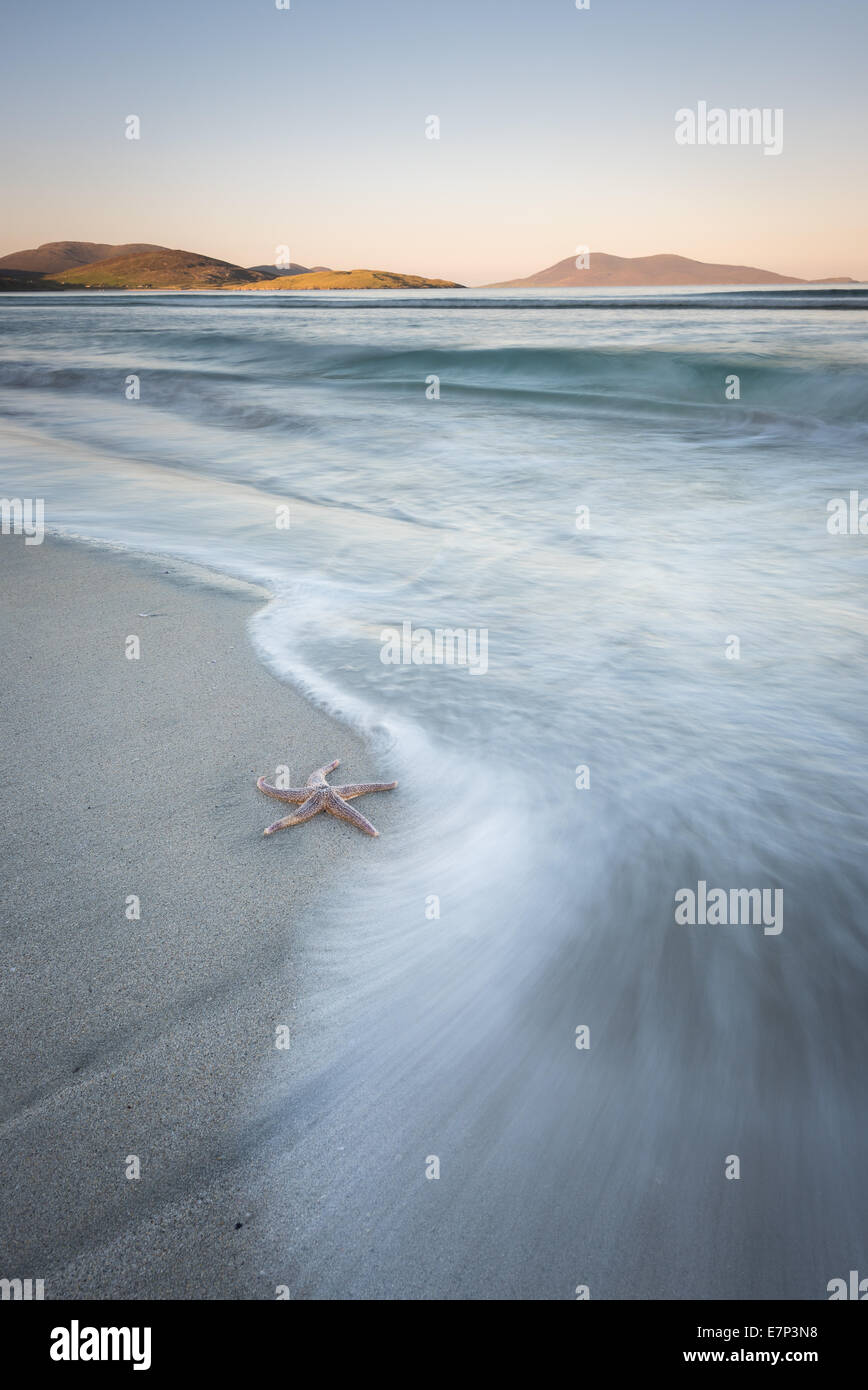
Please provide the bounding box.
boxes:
[0,534,396,1298]
[4,535,858,1302]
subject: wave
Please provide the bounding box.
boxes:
[2,341,865,437]
[321,344,868,426]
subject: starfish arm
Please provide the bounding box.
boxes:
[307,759,340,785]
[332,781,398,800]
[263,793,323,836]
[325,794,380,837]
[257,777,312,804]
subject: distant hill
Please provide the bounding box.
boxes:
[246,262,333,279]
[0,268,58,291]
[239,268,464,290]
[47,249,269,289]
[0,241,166,273]
[0,249,459,292]
[487,252,856,288]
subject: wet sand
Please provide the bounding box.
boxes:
[0,534,396,1298]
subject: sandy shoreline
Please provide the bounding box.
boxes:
[0,533,398,1298]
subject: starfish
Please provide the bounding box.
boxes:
[257,759,397,838]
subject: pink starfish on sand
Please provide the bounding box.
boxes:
[257,759,397,838]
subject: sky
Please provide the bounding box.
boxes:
[2,0,866,285]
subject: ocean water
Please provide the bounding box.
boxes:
[2,290,867,1298]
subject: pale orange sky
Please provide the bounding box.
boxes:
[2,0,866,285]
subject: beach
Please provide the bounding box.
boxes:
[0,533,392,1298]
[2,294,868,1301]
[4,0,868,1324]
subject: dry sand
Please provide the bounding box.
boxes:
[0,534,397,1298]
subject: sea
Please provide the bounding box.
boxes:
[1,285,867,1297]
